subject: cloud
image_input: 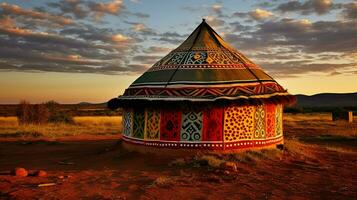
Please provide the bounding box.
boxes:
[329,71,342,76]
[341,2,357,20]
[48,0,128,21]
[228,22,252,33]
[125,21,157,36]
[111,33,131,43]
[0,2,153,75]
[222,15,357,77]
[211,4,223,16]
[254,1,279,8]
[249,8,274,20]
[47,0,89,19]
[88,0,125,20]
[225,18,357,54]
[231,11,248,18]
[0,15,138,75]
[275,0,334,15]
[231,8,273,21]
[0,61,147,75]
[132,55,161,64]
[154,37,182,45]
[0,15,16,28]
[0,3,73,26]
[0,46,98,65]
[153,31,185,45]
[0,26,112,51]
[129,11,149,19]
[258,60,357,78]
[203,15,225,27]
[143,46,171,54]
[1,0,356,79]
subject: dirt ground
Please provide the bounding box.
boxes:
[0,114,356,200]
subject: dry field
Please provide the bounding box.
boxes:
[0,113,356,199]
[0,116,122,139]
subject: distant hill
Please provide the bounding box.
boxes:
[295,92,357,107]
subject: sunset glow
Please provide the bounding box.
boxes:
[0,0,356,104]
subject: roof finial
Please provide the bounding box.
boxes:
[202,18,206,22]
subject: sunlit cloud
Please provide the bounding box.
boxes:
[0,3,73,25]
[275,0,334,15]
[249,8,274,20]
[0,0,356,78]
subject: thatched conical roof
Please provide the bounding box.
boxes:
[117,19,294,105]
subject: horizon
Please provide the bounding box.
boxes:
[0,0,356,104]
[0,91,356,105]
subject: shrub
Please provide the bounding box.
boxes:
[17,100,32,124]
[17,100,73,124]
[48,112,74,124]
[45,101,74,123]
[32,104,50,124]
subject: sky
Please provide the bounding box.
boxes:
[0,0,356,104]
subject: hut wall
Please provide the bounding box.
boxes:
[122,103,283,150]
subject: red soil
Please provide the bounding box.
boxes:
[0,135,356,199]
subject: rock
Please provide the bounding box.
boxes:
[36,170,47,177]
[58,175,71,179]
[13,167,28,177]
[220,162,237,172]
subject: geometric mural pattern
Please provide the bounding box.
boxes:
[265,104,276,138]
[124,82,286,100]
[180,111,203,141]
[160,109,181,141]
[149,50,260,72]
[202,107,223,141]
[144,109,160,140]
[254,105,266,139]
[223,105,255,142]
[133,109,145,139]
[123,109,132,136]
[275,104,283,136]
[123,104,284,145]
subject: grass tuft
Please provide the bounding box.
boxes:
[0,116,122,138]
[153,176,174,187]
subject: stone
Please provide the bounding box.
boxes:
[36,170,47,177]
[13,168,28,177]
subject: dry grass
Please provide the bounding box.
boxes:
[199,155,225,168]
[0,116,121,138]
[74,116,122,126]
[153,176,174,187]
[0,116,18,126]
[284,139,318,160]
[284,113,357,137]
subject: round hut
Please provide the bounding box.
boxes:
[109,19,295,153]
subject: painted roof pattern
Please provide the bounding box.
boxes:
[118,19,292,102]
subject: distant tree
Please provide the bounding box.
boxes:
[45,100,60,113]
[33,104,50,124]
[17,100,73,124]
[17,100,32,124]
[45,100,74,124]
